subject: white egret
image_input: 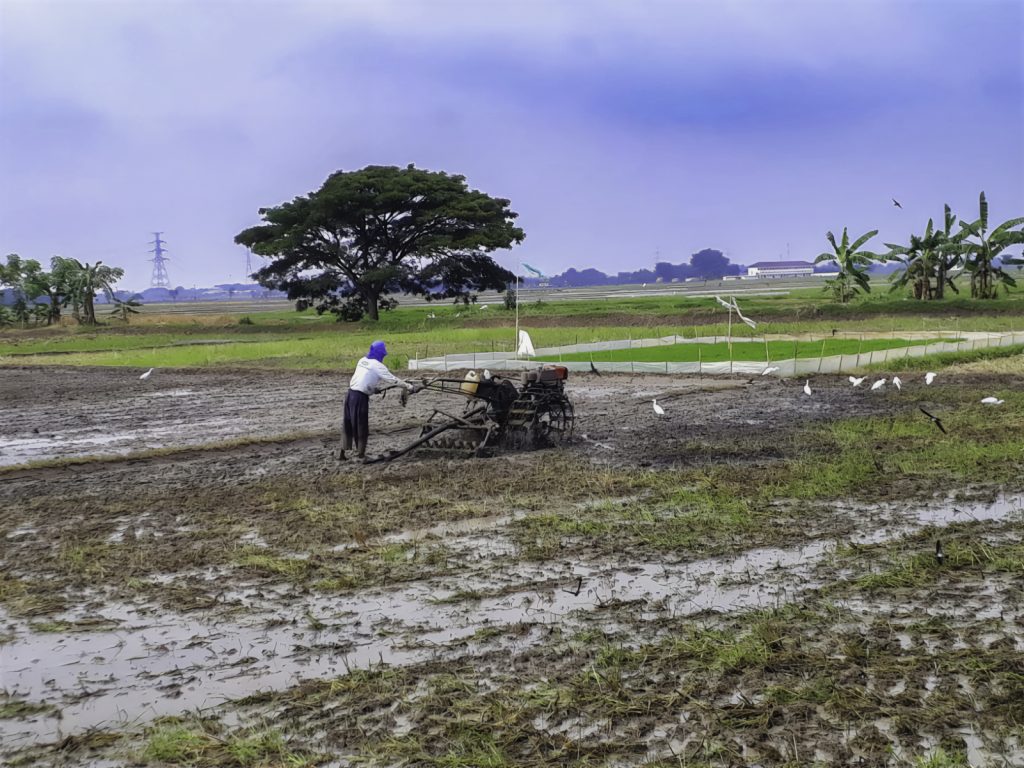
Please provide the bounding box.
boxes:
[761,366,780,375]
[871,379,886,391]
[139,368,154,381]
[803,380,812,396]
[981,397,1004,405]
[652,399,665,416]
[925,372,936,385]
[480,304,489,310]
[893,376,902,391]
[849,376,865,387]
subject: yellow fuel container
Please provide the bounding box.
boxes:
[461,369,480,395]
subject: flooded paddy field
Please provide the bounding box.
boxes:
[1,365,1022,767]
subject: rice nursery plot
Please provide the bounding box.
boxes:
[547,336,934,364]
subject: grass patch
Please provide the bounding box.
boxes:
[0,694,58,719]
[141,719,321,767]
[866,342,1024,373]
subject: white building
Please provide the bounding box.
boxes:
[746,260,815,278]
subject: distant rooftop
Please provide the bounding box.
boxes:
[747,260,815,269]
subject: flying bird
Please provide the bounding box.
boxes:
[892,376,902,391]
[803,380,812,396]
[871,379,886,391]
[925,372,937,385]
[479,304,489,310]
[935,540,944,565]
[849,376,865,387]
[652,399,665,416]
[919,406,947,434]
[589,361,601,376]
[139,368,154,381]
[761,366,780,375]
[892,198,903,209]
[981,396,1005,405]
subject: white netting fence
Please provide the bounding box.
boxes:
[408,331,1024,376]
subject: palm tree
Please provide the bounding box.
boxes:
[959,192,1024,299]
[66,260,125,324]
[815,228,880,303]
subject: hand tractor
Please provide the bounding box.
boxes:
[368,366,575,463]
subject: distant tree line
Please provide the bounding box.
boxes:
[547,249,741,288]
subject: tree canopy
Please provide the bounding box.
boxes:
[235,165,523,320]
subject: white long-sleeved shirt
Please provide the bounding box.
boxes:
[348,357,407,394]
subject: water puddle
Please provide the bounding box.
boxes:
[0,418,243,466]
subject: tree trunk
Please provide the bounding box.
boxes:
[83,293,96,324]
[365,288,380,321]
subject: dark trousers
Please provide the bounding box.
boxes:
[342,389,370,453]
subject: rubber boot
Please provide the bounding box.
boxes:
[355,437,367,462]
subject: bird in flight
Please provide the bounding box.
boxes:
[925,372,936,385]
[589,361,601,376]
[919,406,947,434]
[803,380,812,396]
[652,399,665,415]
[892,198,903,209]
[871,378,886,390]
[761,366,780,375]
[849,376,865,387]
[139,368,154,381]
[893,376,902,391]
[981,396,1005,405]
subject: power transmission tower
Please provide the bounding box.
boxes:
[149,232,171,288]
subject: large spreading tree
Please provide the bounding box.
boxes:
[235,165,523,320]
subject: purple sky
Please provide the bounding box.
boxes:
[2,0,1022,290]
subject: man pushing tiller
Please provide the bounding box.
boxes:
[339,340,418,462]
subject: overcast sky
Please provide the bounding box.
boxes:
[1,0,1022,290]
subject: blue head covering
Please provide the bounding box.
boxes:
[367,340,387,362]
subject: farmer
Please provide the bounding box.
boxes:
[340,340,415,461]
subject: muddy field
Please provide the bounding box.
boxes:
[1,366,1022,767]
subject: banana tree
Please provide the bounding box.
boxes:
[959,192,1024,299]
[934,204,965,299]
[66,260,125,324]
[884,217,962,300]
[109,297,143,323]
[815,228,880,303]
